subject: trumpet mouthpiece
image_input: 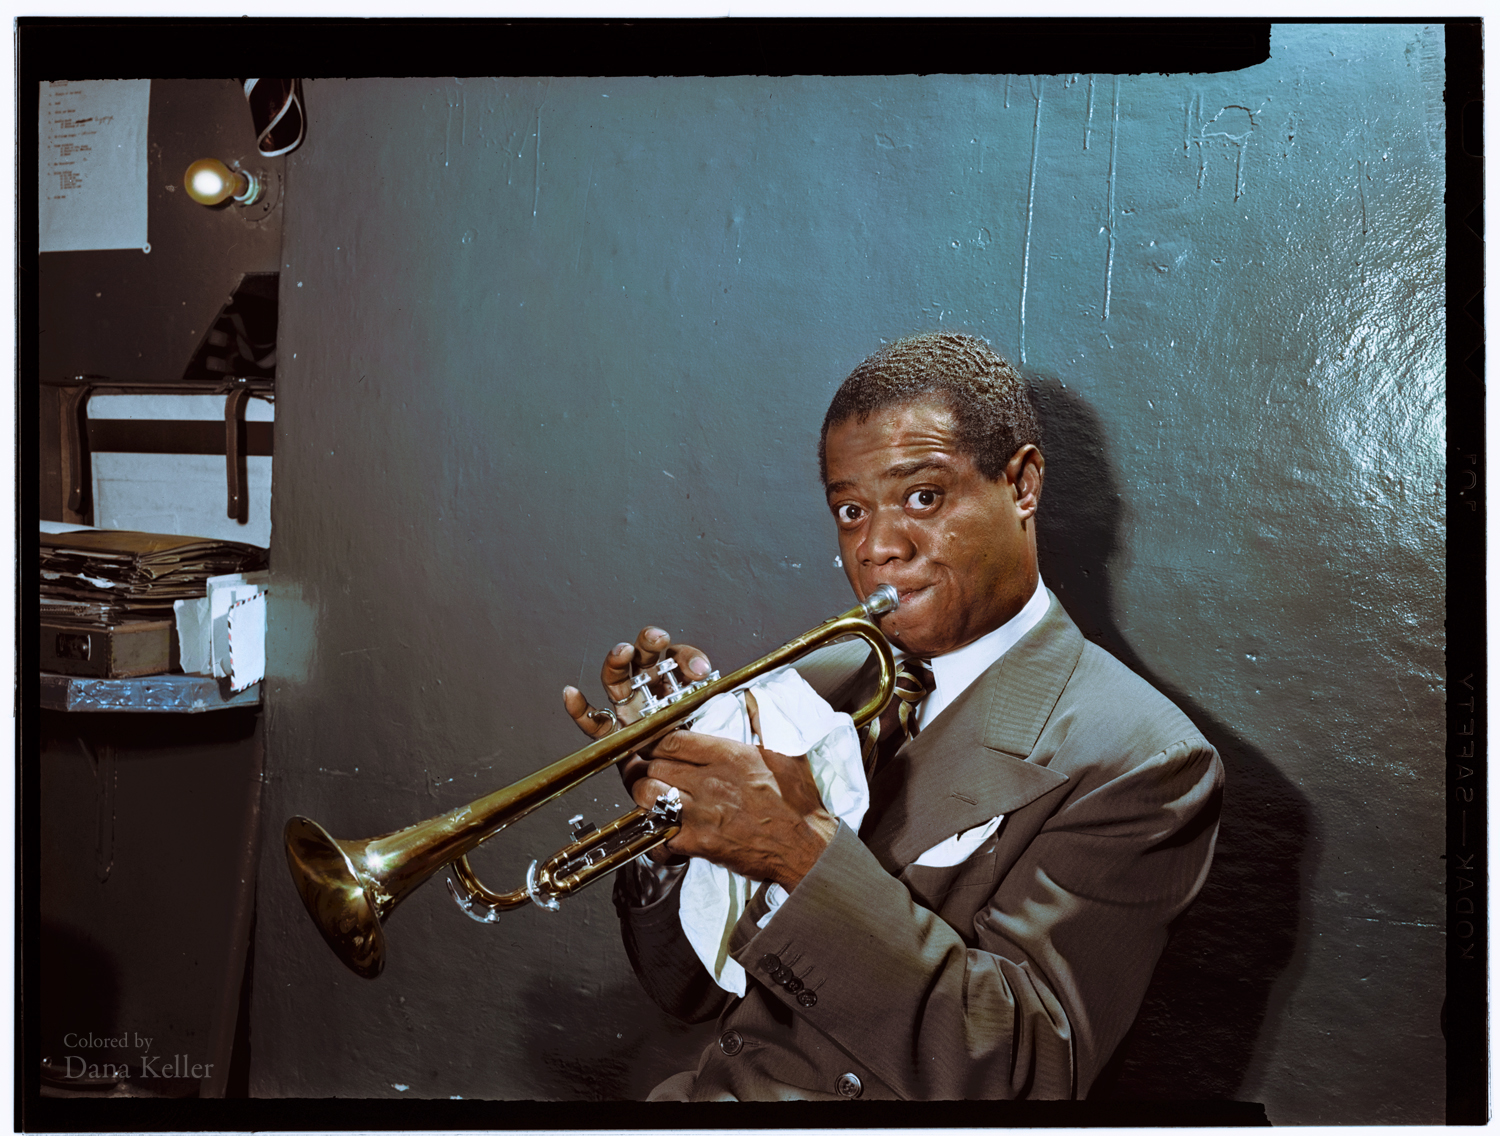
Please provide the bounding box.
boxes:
[862,584,899,618]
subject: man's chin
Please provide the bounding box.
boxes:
[890,636,943,657]
[880,590,939,645]
[880,619,948,657]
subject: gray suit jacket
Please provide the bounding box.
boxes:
[614,593,1223,1100]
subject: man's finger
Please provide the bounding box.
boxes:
[758,747,827,814]
[562,685,620,740]
[631,777,692,863]
[600,639,642,704]
[631,773,688,813]
[617,752,651,794]
[633,625,673,670]
[643,759,696,797]
[666,643,715,684]
[646,729,721,764]
[599,626,674,703]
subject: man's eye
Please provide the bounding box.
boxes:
[836,503,864,524]
[906,489,940,510]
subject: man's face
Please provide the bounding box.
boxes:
[823,395,1043,657]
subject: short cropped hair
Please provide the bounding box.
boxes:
[818,332,1042,485]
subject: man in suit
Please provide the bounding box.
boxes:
[562,332,1223,1100]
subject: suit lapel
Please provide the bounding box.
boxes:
[859,593,1083,873]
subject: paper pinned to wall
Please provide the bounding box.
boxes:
[39,79,151,253]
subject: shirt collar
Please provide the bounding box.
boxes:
[896,576,1050,729]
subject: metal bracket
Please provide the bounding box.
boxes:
[525,860,561,912]
[445,875,503,924]
[58,383,93,522]
[225,389,250,522]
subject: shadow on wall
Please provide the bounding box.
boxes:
[1027,376,1312,1102]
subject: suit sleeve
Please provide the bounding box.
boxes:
[729,739,1223,1100]
[612,867,733,1024]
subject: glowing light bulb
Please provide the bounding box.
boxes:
[183,158,261,206]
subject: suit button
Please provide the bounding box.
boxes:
[797,989,818,1008]
[760,953,782,972]
[770,965,791,983]
[783,975,804,994]
[836,1072,863,1098]
[718,1029,744,1056]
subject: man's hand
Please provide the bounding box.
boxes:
[561,629,836,887]
[632,730,838,892]
[561,625,715,864]
[563,621,714,758]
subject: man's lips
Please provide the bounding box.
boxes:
[877,584,930,606]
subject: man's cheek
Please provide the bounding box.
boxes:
[843,558,864,593]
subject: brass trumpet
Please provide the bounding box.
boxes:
[285,585,898,978]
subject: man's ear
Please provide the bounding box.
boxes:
[1006,445,1045,519]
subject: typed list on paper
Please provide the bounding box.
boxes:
[39,79,151,254]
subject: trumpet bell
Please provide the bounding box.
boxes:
[285,816,387,979]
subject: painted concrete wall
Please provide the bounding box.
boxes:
[253,25,1446,1121]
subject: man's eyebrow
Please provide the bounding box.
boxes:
[824,458,956,499]
[884,458,954,481]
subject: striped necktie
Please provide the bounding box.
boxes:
[863,657,936,777]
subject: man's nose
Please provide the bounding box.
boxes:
[864,506,915,565]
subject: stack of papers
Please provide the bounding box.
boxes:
[40,524,268,628]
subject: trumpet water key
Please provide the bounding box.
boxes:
[284,585,898,978]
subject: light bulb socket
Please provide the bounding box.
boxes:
[231,170,261,206]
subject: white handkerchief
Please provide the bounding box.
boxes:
[677,666,867,996]
[910,815,1005,867]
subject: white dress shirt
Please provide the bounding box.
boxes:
[903,574,1051,731]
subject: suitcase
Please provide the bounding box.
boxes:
[41,619,178,678]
